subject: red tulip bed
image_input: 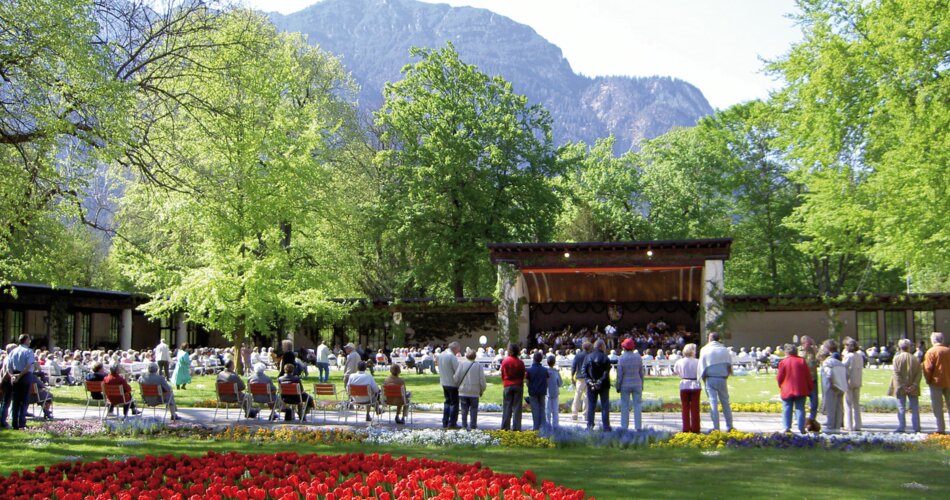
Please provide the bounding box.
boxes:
[0,451,589,500]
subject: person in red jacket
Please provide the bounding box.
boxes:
[500,343,525,431]
[777,343,813,433]
[103,364,140,417]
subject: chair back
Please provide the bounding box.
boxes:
[313,383,337,397]
[382,384,406,405]
[249,382,276,404]
[29,383,42,403]
[216,382,240,403]
[139,383,164,405]
[348,384,372,403]
[280,382,302,396]
[103,383,129,406]
[85,380,104,395]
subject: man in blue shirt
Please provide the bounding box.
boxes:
[526,351,549,432]
[5,334,36,430]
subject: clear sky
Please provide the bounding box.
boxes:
[240,0,803,109]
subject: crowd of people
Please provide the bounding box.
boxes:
[2,329,950,436]
[530,319,698,356]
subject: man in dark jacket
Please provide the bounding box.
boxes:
[583,339,612,431]
[526,351,549,432]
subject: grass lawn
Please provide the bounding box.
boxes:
[50,366,898,408]
[0,430,947,498]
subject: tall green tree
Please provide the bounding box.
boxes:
[113,11,360,361]
[375,44,565,298]
[770,0,950,291]
[554,137,648,242]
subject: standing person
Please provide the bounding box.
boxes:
[500,343,525,431]
[583,339,612,432]
[674,343,702,433]
[316,340,331,383]
[172,343,192,390]
[570,343,591,421]
[545,355,562,431]
[438,342,461,429]
[616,338,645,431]
[5,335,35,430]
[342,343,361,386]
[526,351,548,432]
[455,348,486,430]
[819,340,847,432]
[889,338,922,433]
[1,343,17,429]
[922,331,950,433]
[280,340,297,375]
[698,332,734,432]
[799,335,820,427]
[240,344,252,377]
[842,337,865,431]
[777,343,813,434]
[154,338,171,380]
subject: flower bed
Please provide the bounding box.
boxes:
[651,429,937,451]
[0,451,589,500]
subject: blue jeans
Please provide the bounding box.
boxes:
[460,396,479,429]
[11,372,33,430]
[782,396,806,433]
[586,382,611,431]
[502,385,523,431]
[807,384,819,420]
[545,395,559,429]
[619,387,642,431]
[0,377,12,426]
[704,377,733,431]
[896,394,920,432]
[315,362,329,383]
[442,386,459,428]
[529,394,546,432]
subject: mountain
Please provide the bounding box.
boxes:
[269,0,714,152]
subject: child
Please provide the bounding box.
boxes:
[545,355,563,430]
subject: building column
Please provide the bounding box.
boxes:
[120,308,133,350]
[701,259,725,342]
[497,263,530,347]
[176,313,188,348]
[2,308,11,346]
[73,311,83,350]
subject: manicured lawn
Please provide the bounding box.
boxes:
[0,430,947,498]
[50,366,898,407]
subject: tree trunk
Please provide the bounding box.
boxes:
[233,321,246,375]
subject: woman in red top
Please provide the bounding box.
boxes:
[103,365,140,417]
[500,343,525,431]
[777,343,814,433]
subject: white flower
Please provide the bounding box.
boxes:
[902,482,929,491]
[361,428,500,447]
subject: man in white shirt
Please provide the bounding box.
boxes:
[698,332,734,432]
[316,341,331,383]
[438,341,461,429]
[154,338,171,380]
[346,361,379,421]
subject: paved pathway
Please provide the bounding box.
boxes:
[42,401,945,434]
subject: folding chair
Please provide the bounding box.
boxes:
[83,380,105,418]
[311,383,342,423]
[213,382,248,422]
[381,384,412,424]
[345,384,377,423]
[249,382,279,421]
[278,382,311,422]
[103,383,134,419]
[139,383,169,423]
[29,383,53,420]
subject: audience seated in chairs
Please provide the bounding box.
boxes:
[248,363,279,421]
[347,361,380,422]
[383,364,410,425]
[216,360,257,418]
[139,362,180,420]
[278,363,313,421]
[103,364,140,417]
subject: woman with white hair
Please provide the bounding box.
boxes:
[888,338,921,432]
[674,343,701,433]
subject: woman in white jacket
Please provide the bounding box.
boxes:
[820,339,848,432]
[454,348,487,430]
